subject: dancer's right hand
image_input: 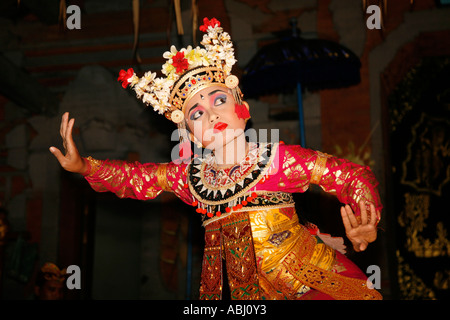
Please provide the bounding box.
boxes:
[341,201,379,252]
[49,112,86,174]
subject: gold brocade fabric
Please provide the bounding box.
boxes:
[199,203,381,300]
[282,254,382,300]
[249,205,337,299]
[255,205,381,300]
[84,156,102,176]
[310,151,330,184]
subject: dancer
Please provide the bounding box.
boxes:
[50,17,382,300]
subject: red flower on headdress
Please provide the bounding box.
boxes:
[172,51,189,74]
[118,68,134,88]
[199,17,221,32]
[235,103,250,120]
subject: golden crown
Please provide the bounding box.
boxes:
[118,18,241,124]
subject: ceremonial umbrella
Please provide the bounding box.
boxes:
[241,19,362,147]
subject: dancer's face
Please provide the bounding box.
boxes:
[184,85,248,150]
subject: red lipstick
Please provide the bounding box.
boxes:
[213,122,228,133]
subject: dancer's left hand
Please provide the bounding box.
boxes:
[341,201,379,252]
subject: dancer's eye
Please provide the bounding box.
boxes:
[190,109,204,121]
[214,95,227,106]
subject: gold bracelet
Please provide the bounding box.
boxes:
[310,151,329,185]
[84,156,102,176]
[156,163,170,191]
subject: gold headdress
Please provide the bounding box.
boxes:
[118,17,242,124]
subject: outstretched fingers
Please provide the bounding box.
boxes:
[60,112,68,140]
[52,113,69,162]
[369,203,379,226]
[341,205,355,235]
[57,112,77,155]
[50,112,85,174]
[359,201,368,225]
[341,202,379,252]
[340,206,349,228]
[360,201,378,226]
[65,117,76,155]
[342,204,358,228]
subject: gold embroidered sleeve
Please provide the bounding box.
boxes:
[278,145,382,219]
[318,155,383,218]
[82,158,193,204]
[278,146,315,192]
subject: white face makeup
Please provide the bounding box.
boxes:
[184,85,247,152]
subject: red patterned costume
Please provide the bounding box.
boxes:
[83,142,382,300]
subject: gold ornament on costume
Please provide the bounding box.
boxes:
[171,109,185,124]
[118,17,239,123]
[225,75,239,89]
[225,74,243,104]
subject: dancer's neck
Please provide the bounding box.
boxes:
[213,132,248,168]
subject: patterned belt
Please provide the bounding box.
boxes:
[202,191,295,227]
